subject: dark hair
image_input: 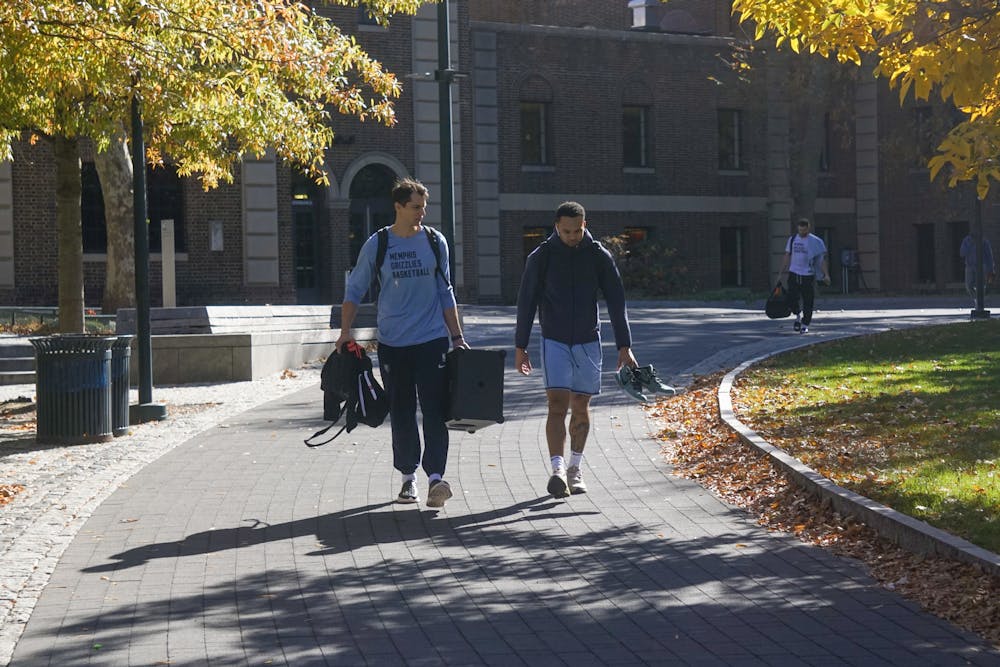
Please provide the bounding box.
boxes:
[796,218,811,228]
[392,177,429,206]
[555,201,586,220]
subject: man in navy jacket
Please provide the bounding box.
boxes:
[515,201,637,498]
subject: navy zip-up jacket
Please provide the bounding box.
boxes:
[515,230,632,351]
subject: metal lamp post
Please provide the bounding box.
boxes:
[129,91,168,423]
[435,0,456,280]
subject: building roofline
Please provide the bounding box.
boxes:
[470,20,734,48]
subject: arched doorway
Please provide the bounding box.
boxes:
[348,164,398,266]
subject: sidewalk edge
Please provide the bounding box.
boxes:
[718,355,1000,579]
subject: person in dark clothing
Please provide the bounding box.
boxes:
[514,201,637,498]
[960,233,996,307]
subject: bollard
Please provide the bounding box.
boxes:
[111,335,134,436]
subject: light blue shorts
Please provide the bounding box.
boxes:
[541,338,602,395]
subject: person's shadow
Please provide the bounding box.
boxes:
[82,495,596,573]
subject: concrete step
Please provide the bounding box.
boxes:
[0,341,34,358]
[0,339,35,385]
[0,370,35,386]
[0,356,34,372]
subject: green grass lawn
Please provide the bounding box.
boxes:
[732,319,1000,554]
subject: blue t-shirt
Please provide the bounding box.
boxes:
[345,227,456,347]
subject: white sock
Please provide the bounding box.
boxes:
[569,451,583,469]
[550,455,565,474]
[428,473,442,484]
[402,472,416,483]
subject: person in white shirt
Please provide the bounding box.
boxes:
[779,218,830,334]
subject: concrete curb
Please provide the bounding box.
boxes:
[717,353,1000,578]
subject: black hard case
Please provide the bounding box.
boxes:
[445,348,506,433]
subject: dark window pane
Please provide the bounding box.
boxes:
[146,166,185,253]
[623,106,649,167]
[358,3,379,25]
[294,206,317,289]
[916,223,936,283]
[914,106,935,167]
[81,162,185,254]
[81,162,106,253]
[818,112,831,172]
[718,109,742,170]
[521,102,548,165]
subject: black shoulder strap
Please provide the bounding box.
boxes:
[424,227,450,287]
[370,227,390,300]
[304,422,347,447]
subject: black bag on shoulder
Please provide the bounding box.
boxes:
[765,282,792,319]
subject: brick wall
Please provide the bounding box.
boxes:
[875,85,1000,291]
[472,1,630,30]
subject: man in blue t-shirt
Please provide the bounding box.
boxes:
[336,178,469,508]
[779,218,830,334]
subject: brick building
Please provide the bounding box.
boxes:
[1,1,996,310]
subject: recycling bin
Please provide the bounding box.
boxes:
[30,335,116,444]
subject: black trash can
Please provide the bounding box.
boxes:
[111,335,134,436]
[30,335,116,445]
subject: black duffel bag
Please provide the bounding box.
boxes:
[765,282,792,319]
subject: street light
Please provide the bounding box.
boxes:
[129,91,168,423]
[436,0,457,280]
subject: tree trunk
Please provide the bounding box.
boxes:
[792,56,833,223]
[95,128,136,315]
[53,135,85,333]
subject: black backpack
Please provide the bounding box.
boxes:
[305,341,388,447]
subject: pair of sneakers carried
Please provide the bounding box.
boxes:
[547,466,586,498]
[396,478,453,508]
[615,364,676,403]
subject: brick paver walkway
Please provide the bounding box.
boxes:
[8,299,1000,665]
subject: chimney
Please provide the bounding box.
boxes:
[628,0,667,31]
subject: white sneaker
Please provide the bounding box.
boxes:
[396,480,418,504]
[426,479,453,508]
[567,466,587,495]
[547,470,570,498]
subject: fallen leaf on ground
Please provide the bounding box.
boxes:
[646,371,1000,648]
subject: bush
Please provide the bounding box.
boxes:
[0,309,115,336]
[600,235,696,298]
